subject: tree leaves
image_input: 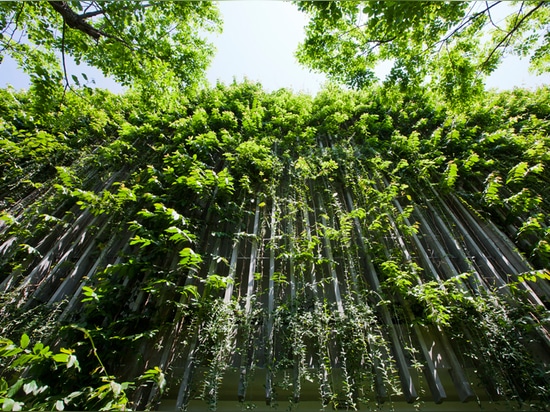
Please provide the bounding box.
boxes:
[178,247,202,268]
[483,172,503,207]
[296,2,550,106]
[442,161,458,190]
[165,226,194,244]
[140,367,166,394]
[506,161,544,185]
[0,1,221,103]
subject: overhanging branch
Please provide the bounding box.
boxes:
[48,1,132,50]
[480,1,547,71]
[48,1,105,40]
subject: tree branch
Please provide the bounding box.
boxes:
[48,1,105,40]
[61,20,70,98]
[435,1,503,54]
[79,8,106,20]
[48,1,132,49]
[485,1,506,32]
[480,1,547,70]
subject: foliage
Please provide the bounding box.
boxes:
[0,81,549,409]
[0,331,163,411]
[296,1,550,105]
[0,1,221,103]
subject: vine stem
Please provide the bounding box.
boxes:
[72,325,110,378]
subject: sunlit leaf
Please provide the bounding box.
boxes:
[19,334,29,350]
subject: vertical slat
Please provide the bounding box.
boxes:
[265,199,277,404]
[238,201,261,403]
[245,202,260,314]
[223,238,240,303]
[435,327,474,402]
[411,322,447,403]
[317,193,344,316]
[344,188,418,402]
[45,217,112,304]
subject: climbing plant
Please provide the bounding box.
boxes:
[0,81,549,410]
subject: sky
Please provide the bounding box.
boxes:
[1,1,549,95]
[205,1,326,94]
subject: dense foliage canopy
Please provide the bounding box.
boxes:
[296,1,550,103]
[0,1,221,100]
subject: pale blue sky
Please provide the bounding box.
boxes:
[205,1,326,93]
[1,1,549,94]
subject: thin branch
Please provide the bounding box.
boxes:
[61,20,70,100]
[79,8,107,20]
[486,1,506,32]
[82,1,95,15]
[480,1,547,70]
[503,1,526,50]
[0,3,26,54]
[456,1,481,34]
[80,1,152,20]
[59,18,93,107]
[356,35,398,58]
[435,1,503,54]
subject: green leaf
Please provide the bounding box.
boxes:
[535,240,550,260]
[463,152,479,171]
[82,286,102,303]
[506,161,529,185]
[52,353,69,363]
[19,244,42,258]
[204,274,231,290]
[66,354,79,369]
[517,215,543,238]
[177,285,199,300]
[178,247,202,268]
[116,186,137,202]
[483,173,502,206]
[0,342,22,358]
[137,209,155,219]
[19,334,29,350]
[7,379,24,398]
[529,163,544,174]
[165,226,194,243]
[443,160,458,189]
[109,381,122,397]
[129,235,154,248]
[1,398,17,412]
[0,212,17,226]
[140,366,166,393]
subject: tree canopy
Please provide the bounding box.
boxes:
[296,1,550,102]
[2,1,550,105]
[0,1,221,98]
